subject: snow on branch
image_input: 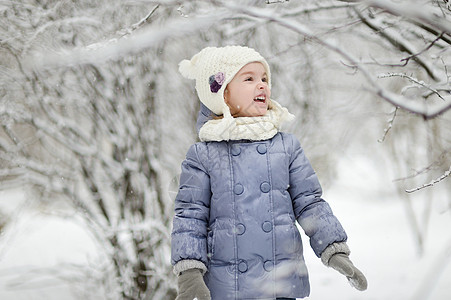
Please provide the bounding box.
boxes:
[355,7,441,80]
[363,0,451,35]
[394,150,450,182]
[340,0,451,33]
[25,10,230,70]
[0,105,96,157]
[406,165,451,193]
[378,73,446,101]
[116,5,160,38]
[378,106,398,143]
[376,89,451,120]
[282,2,356,17]
[219,2,451,119]
[22,17,102,56]
[400,33,447,66]
[266,0,289,4]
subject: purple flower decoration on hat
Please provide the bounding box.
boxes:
[209,72,225,93]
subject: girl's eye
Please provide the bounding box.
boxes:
[262,77,268,83]
[245,77,253,81]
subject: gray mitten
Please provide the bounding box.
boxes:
[176,268,211,300]
[328,253,368,291]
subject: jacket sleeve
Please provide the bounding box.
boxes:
[286,134,347,257]
[171,143,211,269]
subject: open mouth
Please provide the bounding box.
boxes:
[254,95,266,103]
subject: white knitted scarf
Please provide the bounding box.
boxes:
[198,100,295,142]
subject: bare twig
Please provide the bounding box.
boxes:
[378,106,398,143]
[393,150,450,182]
[117,5,160,37]
[406,165,451,193]
[400,33,445,65]
[266,0,289,4]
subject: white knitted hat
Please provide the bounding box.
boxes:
[179,45,271,117]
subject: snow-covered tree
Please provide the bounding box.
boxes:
[1,1,180,298]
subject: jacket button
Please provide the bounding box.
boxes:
[262,221,273,232]
[257,144,267,154]
[260,182,271,193]
[231,145,241,156]
[238,261,248,273]
[236,223,246,235]
[264,260,274,272]
[234,184,244,195]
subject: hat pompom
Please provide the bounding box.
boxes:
[179,59,196,80]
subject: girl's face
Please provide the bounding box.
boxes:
[224,62,271,117]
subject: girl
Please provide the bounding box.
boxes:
[171,46,367,300]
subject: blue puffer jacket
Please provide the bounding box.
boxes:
[172,105,347,299]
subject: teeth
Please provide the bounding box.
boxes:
[255,96,265,101]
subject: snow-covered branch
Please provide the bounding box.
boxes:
[376,90,450,120]
[266,0,289,4]
[114,5,161,39]
[22,17,102,56]
[406,165,450,193]
[363,0,451,35]
[378,73,446,101]
[355,7,441,80]
[26,10,230,70]
[378,106,398,143]
[218,2,451,119]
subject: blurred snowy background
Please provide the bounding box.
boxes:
[0,0,450,299]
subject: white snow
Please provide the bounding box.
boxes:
[303,153,451,300]
[0,152,450,300]
[0,192,108,300]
